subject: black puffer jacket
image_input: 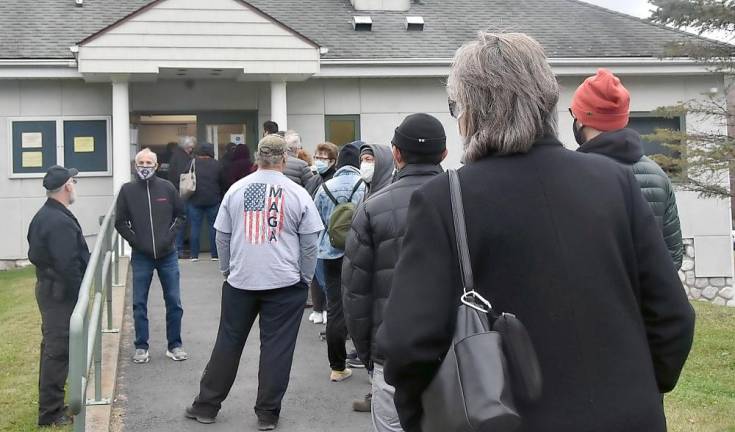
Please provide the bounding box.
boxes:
[578,128,683,269]
[342,164,443,367]
[115,175,186,259]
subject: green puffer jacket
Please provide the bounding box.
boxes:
[578,129,684,269]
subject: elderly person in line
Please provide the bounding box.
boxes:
[283,130,314,187]
[378,32,695,432]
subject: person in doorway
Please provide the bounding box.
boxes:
[571,68,684,269]
[343,113,448,421]
[263,120,279,137]
[305,142,339,325]
[284,131,314,187]
[313,141,366,383]
[188,143,222,262]
[170,136,195,258]
[359,143,393,198]
[185,135,323,431]
[27,165,90,427]
[222,144,256,193]
[378,32,695,432]
[219,142,237,185]
[115,148,188,364]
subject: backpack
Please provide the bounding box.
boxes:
[322,179,364,249]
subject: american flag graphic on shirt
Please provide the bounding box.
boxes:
[243,183,286,244]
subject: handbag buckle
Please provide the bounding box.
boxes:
[461,290,493,313]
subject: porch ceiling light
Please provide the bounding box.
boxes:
[352,16,373,31]
[406,16,424,31]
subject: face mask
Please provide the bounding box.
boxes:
[136,166,156,181]
[315,160,330,174]
[573,120,586,146]
[360,162,375,183]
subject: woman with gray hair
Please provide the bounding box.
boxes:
[378,32,694,432]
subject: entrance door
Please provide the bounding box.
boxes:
[197,111,259,160]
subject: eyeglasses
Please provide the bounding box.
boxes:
[70,178,77,184]
[448,98,460,119]
[314,156,332,162]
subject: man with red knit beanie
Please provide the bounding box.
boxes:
[571,68,683,269]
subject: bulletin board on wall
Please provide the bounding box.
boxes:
[11,120,57,174]
[63,120,109,173]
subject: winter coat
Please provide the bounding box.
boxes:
[222,145,255,194]
[342,164,443,368]
[577,128,684,269]
[378,136,695,432]
[305,164,336,197]
[27,198,90,298]
[360,143,394,198]
[115,175,186,260]
[188,156,222,207]
[313,166,367,260]
[167,146,193,190]
[284,155,314,187]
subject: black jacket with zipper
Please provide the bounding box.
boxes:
[115,175,186,259]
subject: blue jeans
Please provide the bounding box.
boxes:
[314,259,326,294]
[131,250,183,350]
[188,202,219,259]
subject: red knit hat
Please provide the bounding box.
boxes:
[571,68,630,132]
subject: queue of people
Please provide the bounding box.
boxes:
[28,30,694,432]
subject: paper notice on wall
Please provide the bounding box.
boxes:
[21,132,43,149]
[74,136,95,153]
[22,151,43,168]
[230,134,245,145]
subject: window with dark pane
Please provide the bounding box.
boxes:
[325,115,360,146]
[627,115,684,177]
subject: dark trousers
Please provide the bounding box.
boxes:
[309,279,326,313]
[131,250,183,350]
[192,281,307,418]
[324,257,347,371]
[188,202,219,259]
[35,279,76,425]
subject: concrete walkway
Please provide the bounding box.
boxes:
[112,256,373,432]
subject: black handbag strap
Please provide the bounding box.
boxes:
[448,169,474,293]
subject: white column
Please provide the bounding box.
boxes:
[270,80,288,131]
[112,80,131,194]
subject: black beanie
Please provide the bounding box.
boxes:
[392,113,446,155]
[337,140,362,169]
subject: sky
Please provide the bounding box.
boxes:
[580,0,653,19]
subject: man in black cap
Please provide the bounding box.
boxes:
[27,165,90,427]
[342,113,447,427]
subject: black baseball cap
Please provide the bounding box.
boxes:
[43,165,78,190]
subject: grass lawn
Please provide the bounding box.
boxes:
[0,267,733,431]
[0,267,70,432]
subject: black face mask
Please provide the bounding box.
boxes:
[573,120,586,146]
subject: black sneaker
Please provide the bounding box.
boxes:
[185,406,216,424]
[346,351,365,369]
[39,414,73,427]
[257,413,279,431]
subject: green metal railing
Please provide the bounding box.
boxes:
[68,196,122,431]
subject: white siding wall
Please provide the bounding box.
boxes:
[0,80,113,260]
[78,0,319,75]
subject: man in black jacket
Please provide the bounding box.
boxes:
[342,114,447,427]
[571,68,684,269]
[28,165,90,427]
[169,136,194,257]
[116,148,188,364]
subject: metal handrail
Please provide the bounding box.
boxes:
[68,195,121,432]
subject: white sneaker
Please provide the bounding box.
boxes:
[190,258,199,262]
[308,311,319,322]
[313,312,324,324]
[322,311,327,324]
[132,349,150,364]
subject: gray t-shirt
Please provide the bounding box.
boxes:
[215,169,324,290]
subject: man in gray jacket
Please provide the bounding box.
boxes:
[571,69,683,269]
[284,130,314,187]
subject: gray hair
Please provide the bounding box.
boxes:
[135,148,158,164]
[46,185,64,198]
[447,32,559,161]
[284,130,301,156]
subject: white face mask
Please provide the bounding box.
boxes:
[360,161,375,183]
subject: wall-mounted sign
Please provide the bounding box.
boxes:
[21,132,43,149]
[230,134,245,145]
[22,152,43,168]
[74,136,95,153]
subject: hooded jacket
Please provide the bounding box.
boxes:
[115,175,186,260]
[342,164,443,367]
[577,128,683,269]
[360,143,394,198]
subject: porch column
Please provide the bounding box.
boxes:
[270,80,287,130]
[112,79,131,194]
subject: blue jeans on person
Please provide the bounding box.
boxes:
[188,202,219,259]
[131,250,183,351]
[314,259,326,294]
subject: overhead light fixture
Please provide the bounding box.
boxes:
[352,16,373,31]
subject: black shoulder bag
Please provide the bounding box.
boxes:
[420,169,543,432]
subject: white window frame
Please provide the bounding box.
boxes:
[7,115,112,179]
